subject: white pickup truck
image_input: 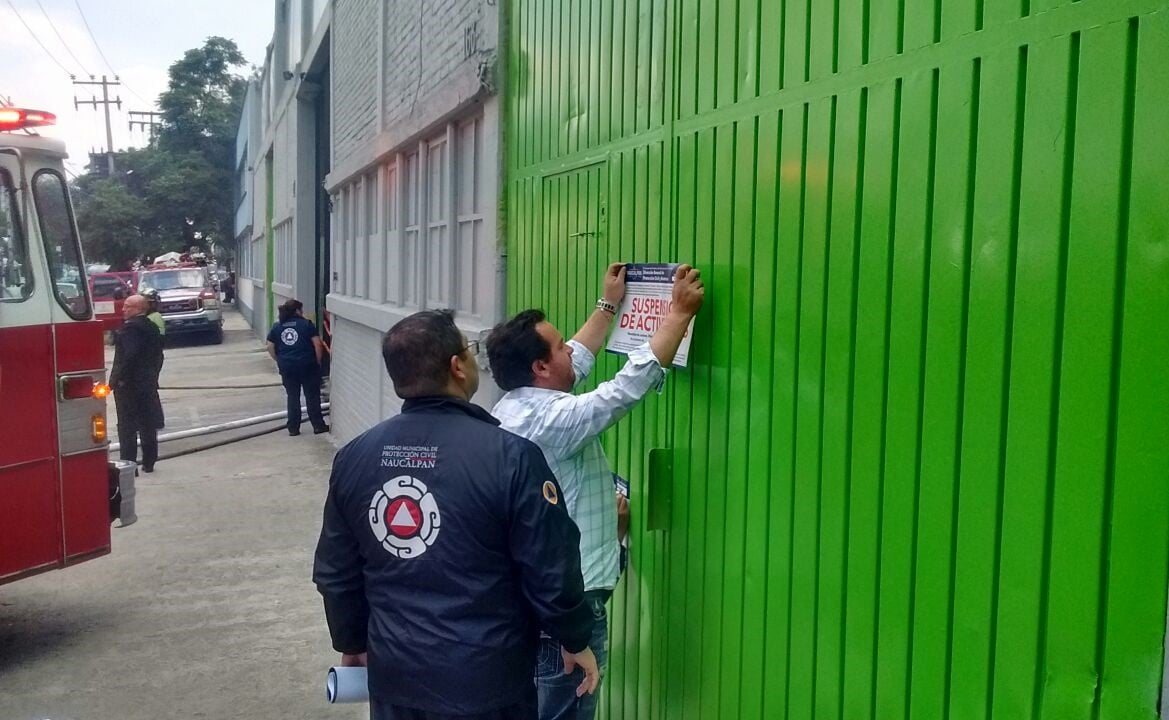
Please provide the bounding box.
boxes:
[138,265,224,344]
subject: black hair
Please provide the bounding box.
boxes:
[484,309,551,392]
[278,298,303,324]
[382,309,466,398]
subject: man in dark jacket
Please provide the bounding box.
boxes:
[313,309,599,720]
[110,294,164,472]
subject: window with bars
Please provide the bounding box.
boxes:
[273,219,293,285]
[332,114,487,318]
[250,235,265,282]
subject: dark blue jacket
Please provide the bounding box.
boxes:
[266,316,318,371]
[313,396,593,715]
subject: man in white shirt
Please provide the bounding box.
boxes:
[486,263,704,720]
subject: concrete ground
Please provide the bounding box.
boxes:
[0,309,362,720]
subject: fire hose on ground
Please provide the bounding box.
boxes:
[108,402,331,460]
[157,383,286,390]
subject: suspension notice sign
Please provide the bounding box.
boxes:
[605,263,695,368]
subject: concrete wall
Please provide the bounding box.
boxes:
[330,0,378,175]
[325,0,505,445]
[237,276,256,325]
[233,77,262,328]
[233,0,332,338]
[233,79,258,246]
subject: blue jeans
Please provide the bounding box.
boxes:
[370,692,536,720]
[536,592,608,720]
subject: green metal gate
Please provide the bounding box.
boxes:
[505,1,1169,718]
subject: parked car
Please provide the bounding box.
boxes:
[137,265,223,343]
[88,271,137,332]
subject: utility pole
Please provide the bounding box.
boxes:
[128,110,163,140]
[74,76,122,175]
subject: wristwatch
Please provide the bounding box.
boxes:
[596,298,618,315]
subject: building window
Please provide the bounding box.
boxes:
[403,150,420,306]
[357,171,377,298]
[262,66,272,128]
[333,187,348,296]
[287,0,302,71]
[333,113,485,317]
[251,235,265,282]
[455,115,485,315]
[234,152,247,208]
[346,183,357,296]
[383,163,399,304]
[274,219,293,285]
[426,134,449,309]
[237,237,250,279]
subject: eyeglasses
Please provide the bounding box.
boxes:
[463,339,481,356]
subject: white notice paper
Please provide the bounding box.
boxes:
[326,666,369,704]
[605,263,695,368]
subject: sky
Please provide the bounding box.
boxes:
[1,0,275,176]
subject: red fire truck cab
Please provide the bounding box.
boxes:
[0,108,116,585]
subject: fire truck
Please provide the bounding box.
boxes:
[0,107,117,585]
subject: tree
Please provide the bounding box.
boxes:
[72,177,149,268]
[155,37,246,250]
[157,36,246,157]
[73,37,247,266]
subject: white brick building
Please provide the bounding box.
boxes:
[232,76,261,328]
[324,0,504,444]
[235,0,332,333]
[236,0,505,444]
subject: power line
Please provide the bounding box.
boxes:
[70,0,152,106]
[71,0,115,77]
[4,0,76,79]
[35,0,91,77]
[122,83,151,107]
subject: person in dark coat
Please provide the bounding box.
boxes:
[110,294,165,472]
[313,309,600,720]
[221,271,235,304]
[266,299,328,436]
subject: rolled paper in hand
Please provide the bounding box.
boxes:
[326,665,369,703]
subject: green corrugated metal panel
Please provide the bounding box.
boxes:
[505,1,1169,718]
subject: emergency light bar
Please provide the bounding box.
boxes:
[0,108,57,132]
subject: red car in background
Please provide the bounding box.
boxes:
[88,272,137,332]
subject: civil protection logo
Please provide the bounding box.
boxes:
[281,327,299,345]
[368,475,441,558]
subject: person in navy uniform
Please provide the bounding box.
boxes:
[313,309,600,720]
[266,299,328,435]
[110,294,165,472]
